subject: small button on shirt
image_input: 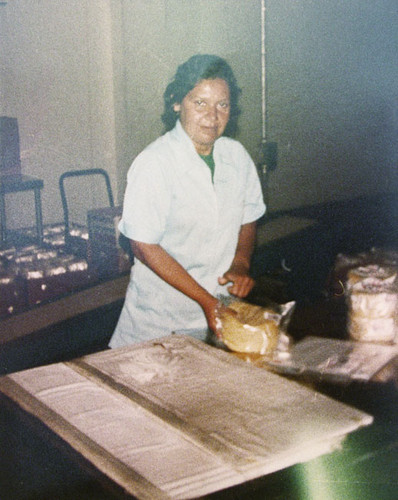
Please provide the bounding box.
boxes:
[109,120,265,347]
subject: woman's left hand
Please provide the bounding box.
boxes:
[218,221,256,298]
[218,263,255,298]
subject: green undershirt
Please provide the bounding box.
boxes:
[199,152,215,182]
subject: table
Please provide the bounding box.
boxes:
[0,174,44,246]
[0,335,374,500]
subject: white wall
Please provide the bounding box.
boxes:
[1,0,120,226]
[0,0,396,228]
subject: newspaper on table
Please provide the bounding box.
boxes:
[267,335,398,383]
[0,335,373,500]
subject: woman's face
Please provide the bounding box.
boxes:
[173,78,230,155]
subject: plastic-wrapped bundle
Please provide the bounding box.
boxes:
[217,299,295,356]
[346,264,398,344]
[328,248,398,298]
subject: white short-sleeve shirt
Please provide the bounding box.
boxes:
[109,121,265,347]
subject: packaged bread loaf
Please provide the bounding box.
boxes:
[217,299,295,356]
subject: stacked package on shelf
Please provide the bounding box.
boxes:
[15,223,89,253]
[41,223,69,248]
[13,246,97,306]
[0,247,27,317]
[330,249,398,344]
[0,246,97,315]
[87,206,132,279]
[64,224,90,258]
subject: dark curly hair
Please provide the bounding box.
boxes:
[161,54,241,137]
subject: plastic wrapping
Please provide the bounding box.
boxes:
[0,245,96,310]
[328,248,398,297]
[346,264,398,344]
[215,296,295,357]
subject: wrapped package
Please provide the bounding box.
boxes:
[328,248,398,297]
[87,206,132,278]
[0,248,27,316]
[346,264,398,344]
[217,298,295,357]
[42,223,68,248]
[0,271,27,317]
[65,224,90,258]
[20,255,97,306]
[0,245,98,313]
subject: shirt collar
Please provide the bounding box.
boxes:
[167,121,203,175]
[170,119,226,162]
[170,120,196,151]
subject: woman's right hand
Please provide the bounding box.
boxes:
[131,240,233,337]
[201,296,235,338]
[199,296,219,334]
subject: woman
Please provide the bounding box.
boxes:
[109,54,265,347]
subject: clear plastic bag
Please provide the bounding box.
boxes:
[214,295,295,357]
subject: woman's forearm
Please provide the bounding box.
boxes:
[232,221,257,271]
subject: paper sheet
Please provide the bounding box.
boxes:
[267,336,398,382]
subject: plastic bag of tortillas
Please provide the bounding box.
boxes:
[215,296,295,358]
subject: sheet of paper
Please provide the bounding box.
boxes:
[1,335,373,499]
[267,336,398,382]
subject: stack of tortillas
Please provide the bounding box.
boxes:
[347,264,398,343]
[219,300,295,355]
